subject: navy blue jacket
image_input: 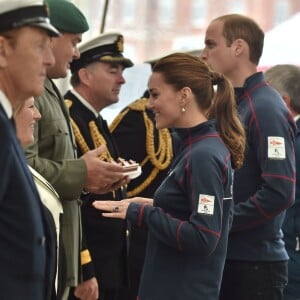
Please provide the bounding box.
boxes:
[127,120,233,300]
[227,72,296,261]
[282,118,300,297]
[0,104,56,299]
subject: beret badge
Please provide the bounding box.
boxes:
[44,3,50,17]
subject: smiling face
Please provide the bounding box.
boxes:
[147,72,183,129]
[1,26,54,103]
[15,97,41,146]
[81,61,126,111]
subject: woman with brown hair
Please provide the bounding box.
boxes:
[93,53,245,299]
[14,97,62,297]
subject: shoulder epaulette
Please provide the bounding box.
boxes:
[64,99,73,109]
[128,98,148,112]
[110,97,146,132]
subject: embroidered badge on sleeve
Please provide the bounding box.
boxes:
[267,136,286,160]
[198,194,215,215]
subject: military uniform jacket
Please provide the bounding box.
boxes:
[65,90,128,288]
[0,98,56,300]
[25,78,93,292]
[111,97,171,198]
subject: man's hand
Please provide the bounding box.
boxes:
[81,146,128,194]
[74,277,99,300]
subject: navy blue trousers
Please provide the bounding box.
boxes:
[219,260,288,300]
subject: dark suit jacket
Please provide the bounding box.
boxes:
[65,90,128,289]
[0,104,56,299]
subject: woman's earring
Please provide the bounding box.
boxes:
[181,107,186,113]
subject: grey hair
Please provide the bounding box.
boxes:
[265,64,300,113]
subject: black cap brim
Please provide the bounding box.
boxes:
[71,54,134,73]
[99,56,134,68]
[0,5,60,37]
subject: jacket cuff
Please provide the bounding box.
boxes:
[81,249,95,280]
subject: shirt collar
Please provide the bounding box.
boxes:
[294,114,300,122]
[71,89,99,118]
[0,90,13,118]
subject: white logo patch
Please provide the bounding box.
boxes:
[197,194,215,215]
[267,136,286,160]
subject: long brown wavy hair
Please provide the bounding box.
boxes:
[152,52,245,169]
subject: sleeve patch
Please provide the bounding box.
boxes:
[267,136,286,160]
[197,194,215,215]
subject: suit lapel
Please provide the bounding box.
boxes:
[0,103,40,199]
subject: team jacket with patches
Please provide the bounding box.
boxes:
[227,72,296,261]
[282,118,300,298]
[127,120,233,300]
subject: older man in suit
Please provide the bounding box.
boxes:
[0,0,59,299]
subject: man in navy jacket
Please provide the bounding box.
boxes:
[201,14,296,300]
[0,0,59,299]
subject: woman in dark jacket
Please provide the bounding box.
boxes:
[93,53,246,300]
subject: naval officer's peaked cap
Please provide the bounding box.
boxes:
[70,32,134,73]
[0,0,60,37]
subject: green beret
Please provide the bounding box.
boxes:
[46,0,89,34]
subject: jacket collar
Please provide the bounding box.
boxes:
[235,72,266,102]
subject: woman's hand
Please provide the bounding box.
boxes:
[124,197,153,206]
[92,197,153,219]
[93,200,130,219]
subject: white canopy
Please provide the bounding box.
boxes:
[259,13,300,69]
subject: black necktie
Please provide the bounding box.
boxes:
[96,115,105,132]
[10,117,16,130]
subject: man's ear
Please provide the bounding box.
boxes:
[232,38,246,57]
[282,94,292,109]
[78,68,91,86]
[282,94,297,116]
[0,36,9,68]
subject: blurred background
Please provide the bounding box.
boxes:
[60,0,300,122]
